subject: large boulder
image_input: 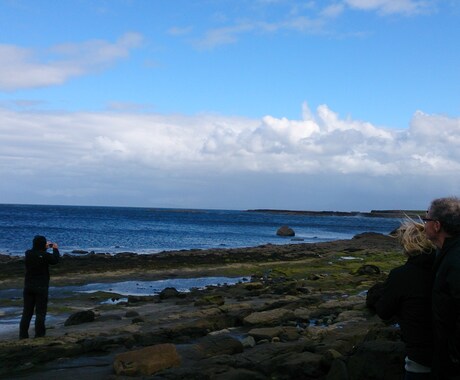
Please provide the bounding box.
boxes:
[276,225,295,237]
[64,310,95,326]
[113,343,181,376]
[159,287,181,299]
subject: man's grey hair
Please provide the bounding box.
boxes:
[430,197,460,236]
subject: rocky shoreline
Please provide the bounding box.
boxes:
[0,233,407,379]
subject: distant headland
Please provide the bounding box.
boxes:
[246,209,425,218]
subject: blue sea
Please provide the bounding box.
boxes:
[0,204,401,256]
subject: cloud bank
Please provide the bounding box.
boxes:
[0,103,458,209]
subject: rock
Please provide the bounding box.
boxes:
[113,343,181,376]
[335,310,367,323]
[214,368,267,380]
[241,335,256,348]
[128,295,155,303]
[159,287,181,299]
[243,308,295,326]
[346,340,405,380]
[277,351,325,379]
[356,264,381,275]
[96,314,122,322]
[326,358,349,380]
[249,327,284,341]
[64,310,95,326]
[125,310,140,318]
[249,326,300,342]
[194,334,243,358]
[276,225,295,236]
[242,282,264,290]
[194,294,225,306]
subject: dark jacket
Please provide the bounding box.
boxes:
[24,248,60,290]
[432,235,460,378]
[373,252,435,367]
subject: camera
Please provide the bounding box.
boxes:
[48,243,54,248]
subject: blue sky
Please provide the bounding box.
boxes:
[0,0,459,211]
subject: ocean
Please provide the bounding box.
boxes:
[0,204,402,256]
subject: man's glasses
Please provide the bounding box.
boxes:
[421,218,436,224]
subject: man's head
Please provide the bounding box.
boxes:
[425,197,460,248]
[32,235,47,251]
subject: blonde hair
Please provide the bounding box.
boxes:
[395,220,436,257]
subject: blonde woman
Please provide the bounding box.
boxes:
[372,221,436,380]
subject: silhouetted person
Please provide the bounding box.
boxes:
[424,197,460,379]
[19,235,60,339]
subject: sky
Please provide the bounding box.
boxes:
[0,0,459,211]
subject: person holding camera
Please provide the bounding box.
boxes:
[19,235,60,339]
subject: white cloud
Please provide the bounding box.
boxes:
[1,103,459,177]
[344,0,431,15]
[0,33,143,90]
[183,0,433,49]
[1,103,458,208]
[193,23,256,49]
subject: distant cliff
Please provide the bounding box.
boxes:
[246,209,425,218]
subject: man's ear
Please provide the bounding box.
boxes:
[434,220,441,233]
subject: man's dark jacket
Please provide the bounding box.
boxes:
[432,235,460,378]
[373,252,435,367]
[24,248,60,290]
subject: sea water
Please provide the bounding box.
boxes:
[0,204,401,256]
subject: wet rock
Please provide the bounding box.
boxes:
[113,343,181,376]
[276,225,295,236]
[64,310,95,326]
[159,287,181,299]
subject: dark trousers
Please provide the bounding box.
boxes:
[19,287,48,339]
